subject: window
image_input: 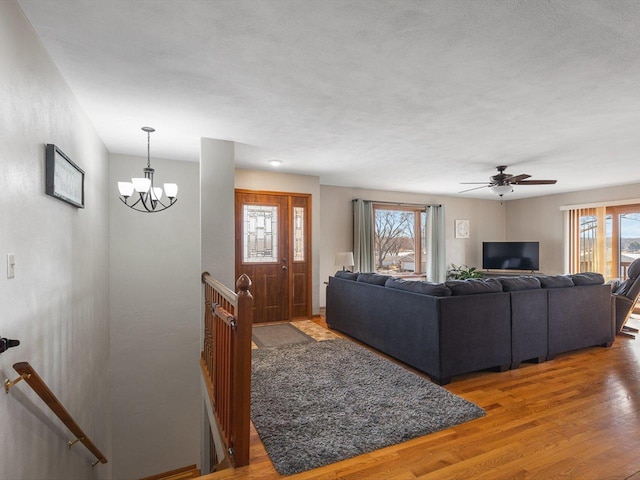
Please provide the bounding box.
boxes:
[373,205,427,276]
[570,204,640,281]
[242,204,278,263]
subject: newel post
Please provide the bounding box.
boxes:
[232,274,253,467]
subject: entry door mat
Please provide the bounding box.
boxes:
[252,323,315,349]
[251,339,486,475]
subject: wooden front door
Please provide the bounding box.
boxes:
[235,190,311,323]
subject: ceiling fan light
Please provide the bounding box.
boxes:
[490,184,513,196]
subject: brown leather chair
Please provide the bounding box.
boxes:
[611,258,640,337]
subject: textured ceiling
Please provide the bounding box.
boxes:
[16,0,640,199]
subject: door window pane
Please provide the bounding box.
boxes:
[293,206,305,262]
[243,205,278,263]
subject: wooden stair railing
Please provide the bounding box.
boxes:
[5,361,108,467]
[201,272,253,469]
[138,464,201,480]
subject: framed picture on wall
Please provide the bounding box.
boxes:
[45,144,85,208]
[455,219,470,239]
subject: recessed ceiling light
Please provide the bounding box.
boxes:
[269,159,282,167]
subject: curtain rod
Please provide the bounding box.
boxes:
[353,199,442,208]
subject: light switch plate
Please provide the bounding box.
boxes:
[7,253,15,279]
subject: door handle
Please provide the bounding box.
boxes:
[282,265,288,270]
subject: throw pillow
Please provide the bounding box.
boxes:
[445,278,503,296]
[334,271,359,281]
[569,272,604,286]
[384,278,452,297]
[356,273,391,286]
[538,275,574,288]
[498,276,542,292]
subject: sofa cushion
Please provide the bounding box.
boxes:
[356,273,391,286]
[570,272,605,286]
[445,278,503,296]
[334,270,359,281]
[384,278,452,297]
[498,276,542,292]
[539,275,574,288]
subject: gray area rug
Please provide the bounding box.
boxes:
[251,339,485,475]
[252,323,314,348]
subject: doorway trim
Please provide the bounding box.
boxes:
[235,189,312,321]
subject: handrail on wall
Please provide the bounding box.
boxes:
[5,362,108,467]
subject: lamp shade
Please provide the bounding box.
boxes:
[490,184,513,196]
[132,177,151,193]
[335,251,355,270]
[118,181,134,197]
[164,183,178,198]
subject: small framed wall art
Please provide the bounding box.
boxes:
[45,144,85,208]
[455,219,470,239]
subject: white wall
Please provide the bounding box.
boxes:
[201,139,235,289]
[235,169,322,314]
[318,185,506,306]
[0,2,111,479]
[506,182,640,275]
[110,155,200,479]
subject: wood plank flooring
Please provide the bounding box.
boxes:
[201,317,640,480]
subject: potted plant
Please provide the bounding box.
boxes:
[447,264,483,280]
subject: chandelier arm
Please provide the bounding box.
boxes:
[125,201,178,213]
[153,198,173,209]
[140,193,155,212]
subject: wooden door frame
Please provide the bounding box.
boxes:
[235,189,312,320]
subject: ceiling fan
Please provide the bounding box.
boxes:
[459,165,557,197]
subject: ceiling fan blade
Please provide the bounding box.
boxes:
[508,174,531,183]
[458,184,490,193]
[515,179,557,185]
[460,182,491,185]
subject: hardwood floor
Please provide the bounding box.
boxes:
[201,317,640,480]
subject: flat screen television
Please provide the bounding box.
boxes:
[482,241,540,271]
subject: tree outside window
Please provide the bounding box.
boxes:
[374,206,427,276]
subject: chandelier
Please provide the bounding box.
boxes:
[117,127,178,213]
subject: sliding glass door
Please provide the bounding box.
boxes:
[570,204,640,281]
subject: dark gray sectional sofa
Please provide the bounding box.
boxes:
[326,271,615,385]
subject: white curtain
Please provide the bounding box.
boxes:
[353,199,375,272]
[425,205,446,283]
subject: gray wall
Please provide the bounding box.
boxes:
[109,154,201,479]
[0,2,111,479]
[506,183,640,275]
[318,185,506,306]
